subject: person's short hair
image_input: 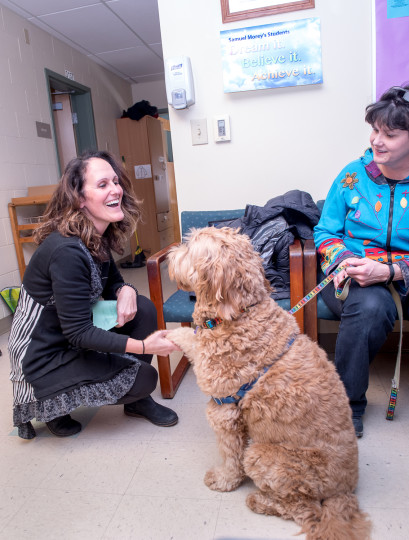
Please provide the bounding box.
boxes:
[34,150,141,259]
[365,84,409,132]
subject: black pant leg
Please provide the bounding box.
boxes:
[320,275,397,416]
[115,360,158,404]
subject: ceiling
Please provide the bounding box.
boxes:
[0,0,165,84]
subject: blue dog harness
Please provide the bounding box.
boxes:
[212,334,298,405]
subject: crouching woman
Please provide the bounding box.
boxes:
[9,150,179,439]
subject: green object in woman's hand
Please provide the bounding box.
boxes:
[92,300,118,330]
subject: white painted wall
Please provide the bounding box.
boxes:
[157,0,373,212]
[131,80,168,110]
[0,5,133,320]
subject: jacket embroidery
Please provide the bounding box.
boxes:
[341,172,359,189]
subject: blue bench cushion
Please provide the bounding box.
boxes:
[317,294,338,320]
[163,292,291,323]
[276,298,291,311]
[181,209,245,237]
[163,291,195,322]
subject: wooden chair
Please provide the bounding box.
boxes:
[301,200,340,341]
[303,238,339,341]
[147,209,304,398]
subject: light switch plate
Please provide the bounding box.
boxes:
[190,118,208,145]
[213,115,231,142]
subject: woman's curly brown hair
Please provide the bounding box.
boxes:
[34,150,142,259]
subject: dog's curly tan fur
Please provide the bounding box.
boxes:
[167,226,371,540]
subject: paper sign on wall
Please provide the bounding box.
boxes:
[387,0,409,18]
[220,17,323,93]
[134,164,152,179]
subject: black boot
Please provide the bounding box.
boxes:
[120,252,146,268]
[124,396,178,427]
[46,414,82,437]
[352,415,363,438]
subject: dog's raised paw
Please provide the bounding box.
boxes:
[167,327,195,351]
[204,468,243,492]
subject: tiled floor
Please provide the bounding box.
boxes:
[0,264,408,539]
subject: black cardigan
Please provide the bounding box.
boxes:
[13,232,133,400]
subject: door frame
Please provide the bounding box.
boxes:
[45,68,97,176]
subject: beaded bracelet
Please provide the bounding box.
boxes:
[116,282,139,296]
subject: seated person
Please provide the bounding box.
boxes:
[314,85,409,437]
[9,150,180,439]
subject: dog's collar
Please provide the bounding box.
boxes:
[200,316,224,330]
[196,303,258,332]
[212,334,298,405]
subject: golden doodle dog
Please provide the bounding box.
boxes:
[167,226,371,540]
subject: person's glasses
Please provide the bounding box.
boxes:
[390,86,409,102]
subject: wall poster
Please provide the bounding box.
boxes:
[220,17,322,93]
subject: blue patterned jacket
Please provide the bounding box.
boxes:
[313,148,409,294]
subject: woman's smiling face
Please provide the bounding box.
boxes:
[370,122,409,176]
[80,157,124,234]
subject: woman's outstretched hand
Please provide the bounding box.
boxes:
[144,330,182,355]
[126,330,181,356]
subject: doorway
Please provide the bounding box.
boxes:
[45,69,97,175]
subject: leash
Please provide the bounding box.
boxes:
[205,265,350,407]
[386,283,402,421]
[197,262,402,419]
[288,262,403,421]
[197,268,352,329]
[288,264,351,316]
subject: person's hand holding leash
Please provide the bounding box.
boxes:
[334,257,356,289]
[337,257,402,288]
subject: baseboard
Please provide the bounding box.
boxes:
[318,332,409,354]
